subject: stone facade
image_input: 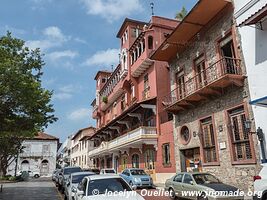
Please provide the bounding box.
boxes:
[168,5,261,192]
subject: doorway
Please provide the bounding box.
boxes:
[180,148,202,172]
[40,160,49,176]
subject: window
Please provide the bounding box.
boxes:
[148,36,153,49]
[162,143,171,166]
[194,55,206,88]
[173,174,183,182]
[121,156,128,170]
[42,145,49,153]
[183,174,193,184]
[228,106,253,162]
[180,126,191,144]
[143,74,150,99]
[145,149,155,170]
[131,85,135,99]
[102,78,106,83]
[121,94,126,111]
[132,154,140,168]
[200,117,217,163]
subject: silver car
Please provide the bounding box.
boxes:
[165,172,244,200]
[64,172,95,200]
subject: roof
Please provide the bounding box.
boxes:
[116,18,148,38]
[239,3,267,27]
[94,71,112,80]
[33,132,59,141]
[87,174,122,180]
[72,126,96,140]
[71,172,95,176]
[151,0,231,62]
[250,96,267,108]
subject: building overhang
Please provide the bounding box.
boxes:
[151,0,231,62]
[238,3,267,28]
[250,96,267,108]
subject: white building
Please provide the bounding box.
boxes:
[70,127,95,169]
[234,0,267,162]
[7,132,58,176]
[58,135,72,167]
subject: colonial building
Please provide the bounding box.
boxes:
[234,0,267,163]
[58,135,72,167]
[89,16,179,183]
[70,127,95,169]
[7,132,58,177]
[152,0,261,191]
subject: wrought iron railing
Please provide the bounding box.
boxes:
[162,57,242,106]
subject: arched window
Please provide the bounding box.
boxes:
[144,149,155,170]
[121,155,128,170]
[132,154,140,168]
[21,160,29,164]
[148,36,153,49]
[180,126,191,145]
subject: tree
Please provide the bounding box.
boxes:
[0,32,57,176]
[175,6,188,21]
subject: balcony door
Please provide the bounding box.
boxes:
[194,55,206,89]
[176,70,185,100]
[219,35,237,74]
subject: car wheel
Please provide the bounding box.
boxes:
[60,187,64,194]
[64,194,68,200]
[262,193,267,200]
[169,188,176,199]
[34,174,40,178]
[197,192,208,200]
[58,185,62,191]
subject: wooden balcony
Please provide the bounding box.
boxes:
[162,57,245,113]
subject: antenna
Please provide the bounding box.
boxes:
[150,2,154,16]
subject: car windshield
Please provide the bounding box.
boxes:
[105,170,115,173]
[64,168,81,175]
[72,174,93,184]
[193,174,221,184]
[87,178,131,196]
[130,169,147,176]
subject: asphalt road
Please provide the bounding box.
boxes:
[0,178,62,200]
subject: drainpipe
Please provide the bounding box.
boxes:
[257,127,267,163]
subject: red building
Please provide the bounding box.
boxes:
[89,16,178,182]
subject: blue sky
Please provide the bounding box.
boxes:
[0,0,197,142]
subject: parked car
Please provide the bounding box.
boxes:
[58,166,82,193]
[254,163,267,200]
[84,169,100,174]
[120,168,153,188]
[165,172,243,200]
[100,168,116,174]
[73,175,144,200]
[64,172,95,200]
[52,169,60,182]
[18,170,40,178]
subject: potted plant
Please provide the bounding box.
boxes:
[102,96,108,104]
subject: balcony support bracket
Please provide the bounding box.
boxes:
[128,113,142,121]
[117,121,131,129]
[140,104,156,114]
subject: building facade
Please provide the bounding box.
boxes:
[58,135,72,167]
[70,127,95,169]
[234,0,267,163]
[152,0,261,191]
[89,16,179,183]
[7,132,58,177]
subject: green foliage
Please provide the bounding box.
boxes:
[175,6,188,21]
[102,96,108,104]
[0,32,57,175]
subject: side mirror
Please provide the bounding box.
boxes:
[189,181,194,185]
[77,190,84,196]
[132,185,137,190]
[72,187,77,193]
[67,181,70,187]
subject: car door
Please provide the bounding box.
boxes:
[172,173,184,198]
[181,174,196,200]
[120,169,129,182]
[75,178,87,200]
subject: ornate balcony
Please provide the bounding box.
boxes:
[88,126,157,157]
[20,152,54,158]
[162,57,245,113]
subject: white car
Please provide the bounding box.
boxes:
[18,170,40,178]
[64,172,95,200]
[254,163,267,200]
[100,168,116,174]
[73,175,144,200]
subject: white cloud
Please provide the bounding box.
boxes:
[68,108,91,121]
[74,37,88,44]
[46,50,78,61]
[25,26,70,51]
[80,0,143,22]
[53,84,83,101]
[84,48,119,67]
[53,93,72,100]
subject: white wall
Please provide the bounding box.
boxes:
[234,0,267,161]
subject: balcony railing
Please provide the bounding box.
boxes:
[162,57,243,109]
[20,152,54,157]
[88,126,157,157]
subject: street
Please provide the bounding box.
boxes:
[0,178,62,200]
[0,178,170,200]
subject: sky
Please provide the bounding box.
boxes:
[0,0,197,142]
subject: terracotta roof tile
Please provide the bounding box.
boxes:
[33,132,59,140]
